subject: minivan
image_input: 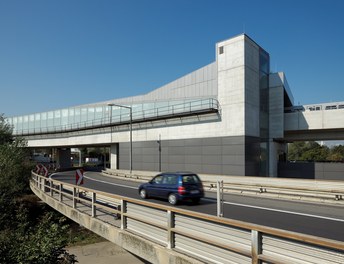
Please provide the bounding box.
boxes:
[138,172,204,205]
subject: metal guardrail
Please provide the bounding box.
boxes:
[31,172,344,264]
[103,169,344,204]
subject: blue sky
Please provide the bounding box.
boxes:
[1,0,344,117]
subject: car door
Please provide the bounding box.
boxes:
[146,175,163,197]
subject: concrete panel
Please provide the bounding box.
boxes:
[202,145,222,155]
[202,155,223,165]
[185,155,203,165]
[222,165,245,176]
[222,145,245,155]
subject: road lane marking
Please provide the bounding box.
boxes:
[83,174,138,190]
[207,199,344,222]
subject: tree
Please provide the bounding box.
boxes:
[288,141,343,162]
[0,114,77,264]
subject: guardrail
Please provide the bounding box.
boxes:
[103,169,344,205]
[30,172,344,264]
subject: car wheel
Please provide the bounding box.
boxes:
[168,193,178,205]
[140,189,148,199]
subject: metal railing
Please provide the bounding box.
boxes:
[30,172,344,264]
[103,169,344,204]
[13,98,220,136]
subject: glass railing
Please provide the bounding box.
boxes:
[11,98,220,136]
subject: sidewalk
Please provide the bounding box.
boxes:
[67,241,147,264]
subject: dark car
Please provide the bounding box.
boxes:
[138,172,204,205]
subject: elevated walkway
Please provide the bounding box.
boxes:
[284,102,344,141]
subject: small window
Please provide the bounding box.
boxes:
[152,176,163,184]
[219,46,224,54]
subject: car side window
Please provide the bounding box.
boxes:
[152,175,163,184]
[163,175,178,185]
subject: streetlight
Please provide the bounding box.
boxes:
[107,103,132,173]
[157,134,161,172]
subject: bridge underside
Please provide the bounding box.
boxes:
[283,128,344,142]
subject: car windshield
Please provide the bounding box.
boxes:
[182,175,200,184]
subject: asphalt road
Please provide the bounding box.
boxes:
[51,170,344,242]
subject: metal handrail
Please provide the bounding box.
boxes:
[30,172,344,264]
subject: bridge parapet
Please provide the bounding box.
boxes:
[30,172,344,264]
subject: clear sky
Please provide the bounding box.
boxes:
[1,0,344,117]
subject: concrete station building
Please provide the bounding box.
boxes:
[8,34,295,177]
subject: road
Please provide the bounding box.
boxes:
[51,170,344,242]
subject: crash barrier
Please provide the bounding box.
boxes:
[31,171,343,264]
[103,169,344,204]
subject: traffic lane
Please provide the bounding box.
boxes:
[51,171,344,242]
[220,202,344,242]
[51,171,219,215]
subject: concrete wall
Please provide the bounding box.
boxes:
[315,163,344,180]
[278,162,344,180]
[119,136,246,176]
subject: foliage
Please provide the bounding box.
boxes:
[0,114,77,264]
[288,141,344,162]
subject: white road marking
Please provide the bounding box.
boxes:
[83,174,138,190]
[203,198,344,222]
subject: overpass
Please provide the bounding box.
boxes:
[30,171,344,264]
[283,101,344,141]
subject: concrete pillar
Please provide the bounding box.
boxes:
[56,148,72,169]
[110,144,118,170]
[269,142,287,177]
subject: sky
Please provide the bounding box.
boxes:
[1,0,344,117]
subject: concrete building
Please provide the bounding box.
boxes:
[8,34,294,177]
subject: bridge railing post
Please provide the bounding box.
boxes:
[91,192,96,217]
[251,230,262,264]
[167,210,175,249]
[50,179,53,196]
[59,183,63,202]
[73,187,77,209]
[120,200,127,230]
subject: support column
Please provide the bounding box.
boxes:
[110,144,118,170]
[56,148,72,169]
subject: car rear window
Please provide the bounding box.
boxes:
[182,175,200,184]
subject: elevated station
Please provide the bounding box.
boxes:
[7,34,344,177]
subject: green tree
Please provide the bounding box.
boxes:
[0,114,77,264]
[327,145,344,161]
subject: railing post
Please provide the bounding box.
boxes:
[59,183,63,202]
[217,180,224,217]
[251,230,262,264]
[120,200,127,230]
[39,176,42,190]
[167,210,175,249]
[73,187,76,209]
[50,179,53,196]
[92,192,96,217]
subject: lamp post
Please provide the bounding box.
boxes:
[107,103,132,173]
[157,134,161,172]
